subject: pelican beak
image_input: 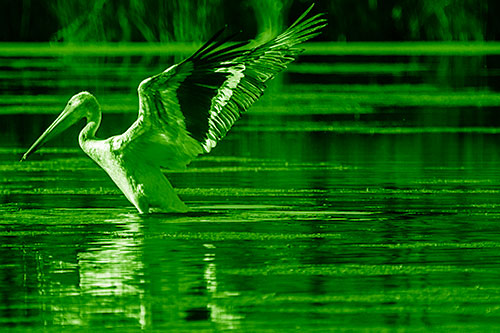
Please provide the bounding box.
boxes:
[20,102,81,162]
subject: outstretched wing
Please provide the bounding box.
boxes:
[116,4,326,168]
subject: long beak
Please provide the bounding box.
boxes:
[20,104,81,161]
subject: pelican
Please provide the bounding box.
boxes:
[21,5,326,214]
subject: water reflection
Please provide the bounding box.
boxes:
[202,244,243,329]
[77,215,146,327]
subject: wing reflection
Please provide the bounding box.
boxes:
[202,243,243,329]
[76,215,148,328]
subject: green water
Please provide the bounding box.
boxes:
[1,44,500,331]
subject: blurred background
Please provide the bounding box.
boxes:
[1,0,498,42]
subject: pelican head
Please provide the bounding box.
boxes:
[21,91,101,161]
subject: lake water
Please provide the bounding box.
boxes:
[1,44,500,331]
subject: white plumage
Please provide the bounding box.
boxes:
[21,5,326,213]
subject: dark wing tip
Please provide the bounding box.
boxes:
[188,26,228,60]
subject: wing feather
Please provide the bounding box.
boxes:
[116,4,326,168]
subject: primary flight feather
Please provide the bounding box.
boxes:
[21,5,326,213]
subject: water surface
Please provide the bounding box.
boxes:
[1,44,500,331]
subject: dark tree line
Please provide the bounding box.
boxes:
[0,0,497,42]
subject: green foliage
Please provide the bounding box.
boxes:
[326,0,486,41]
[400,0,486,40]
[48,0,296,43]
[249,0,288,43]
[51,0,226,42]
[1,0,493,42]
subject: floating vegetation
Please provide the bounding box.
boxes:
[237,125,500,134]
[223,263,492,276]
[288,62,429,74]
[303,42,500,55]
[147,231,342,241]
[2,42,500,56]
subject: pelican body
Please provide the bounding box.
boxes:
[21,5,326,214]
